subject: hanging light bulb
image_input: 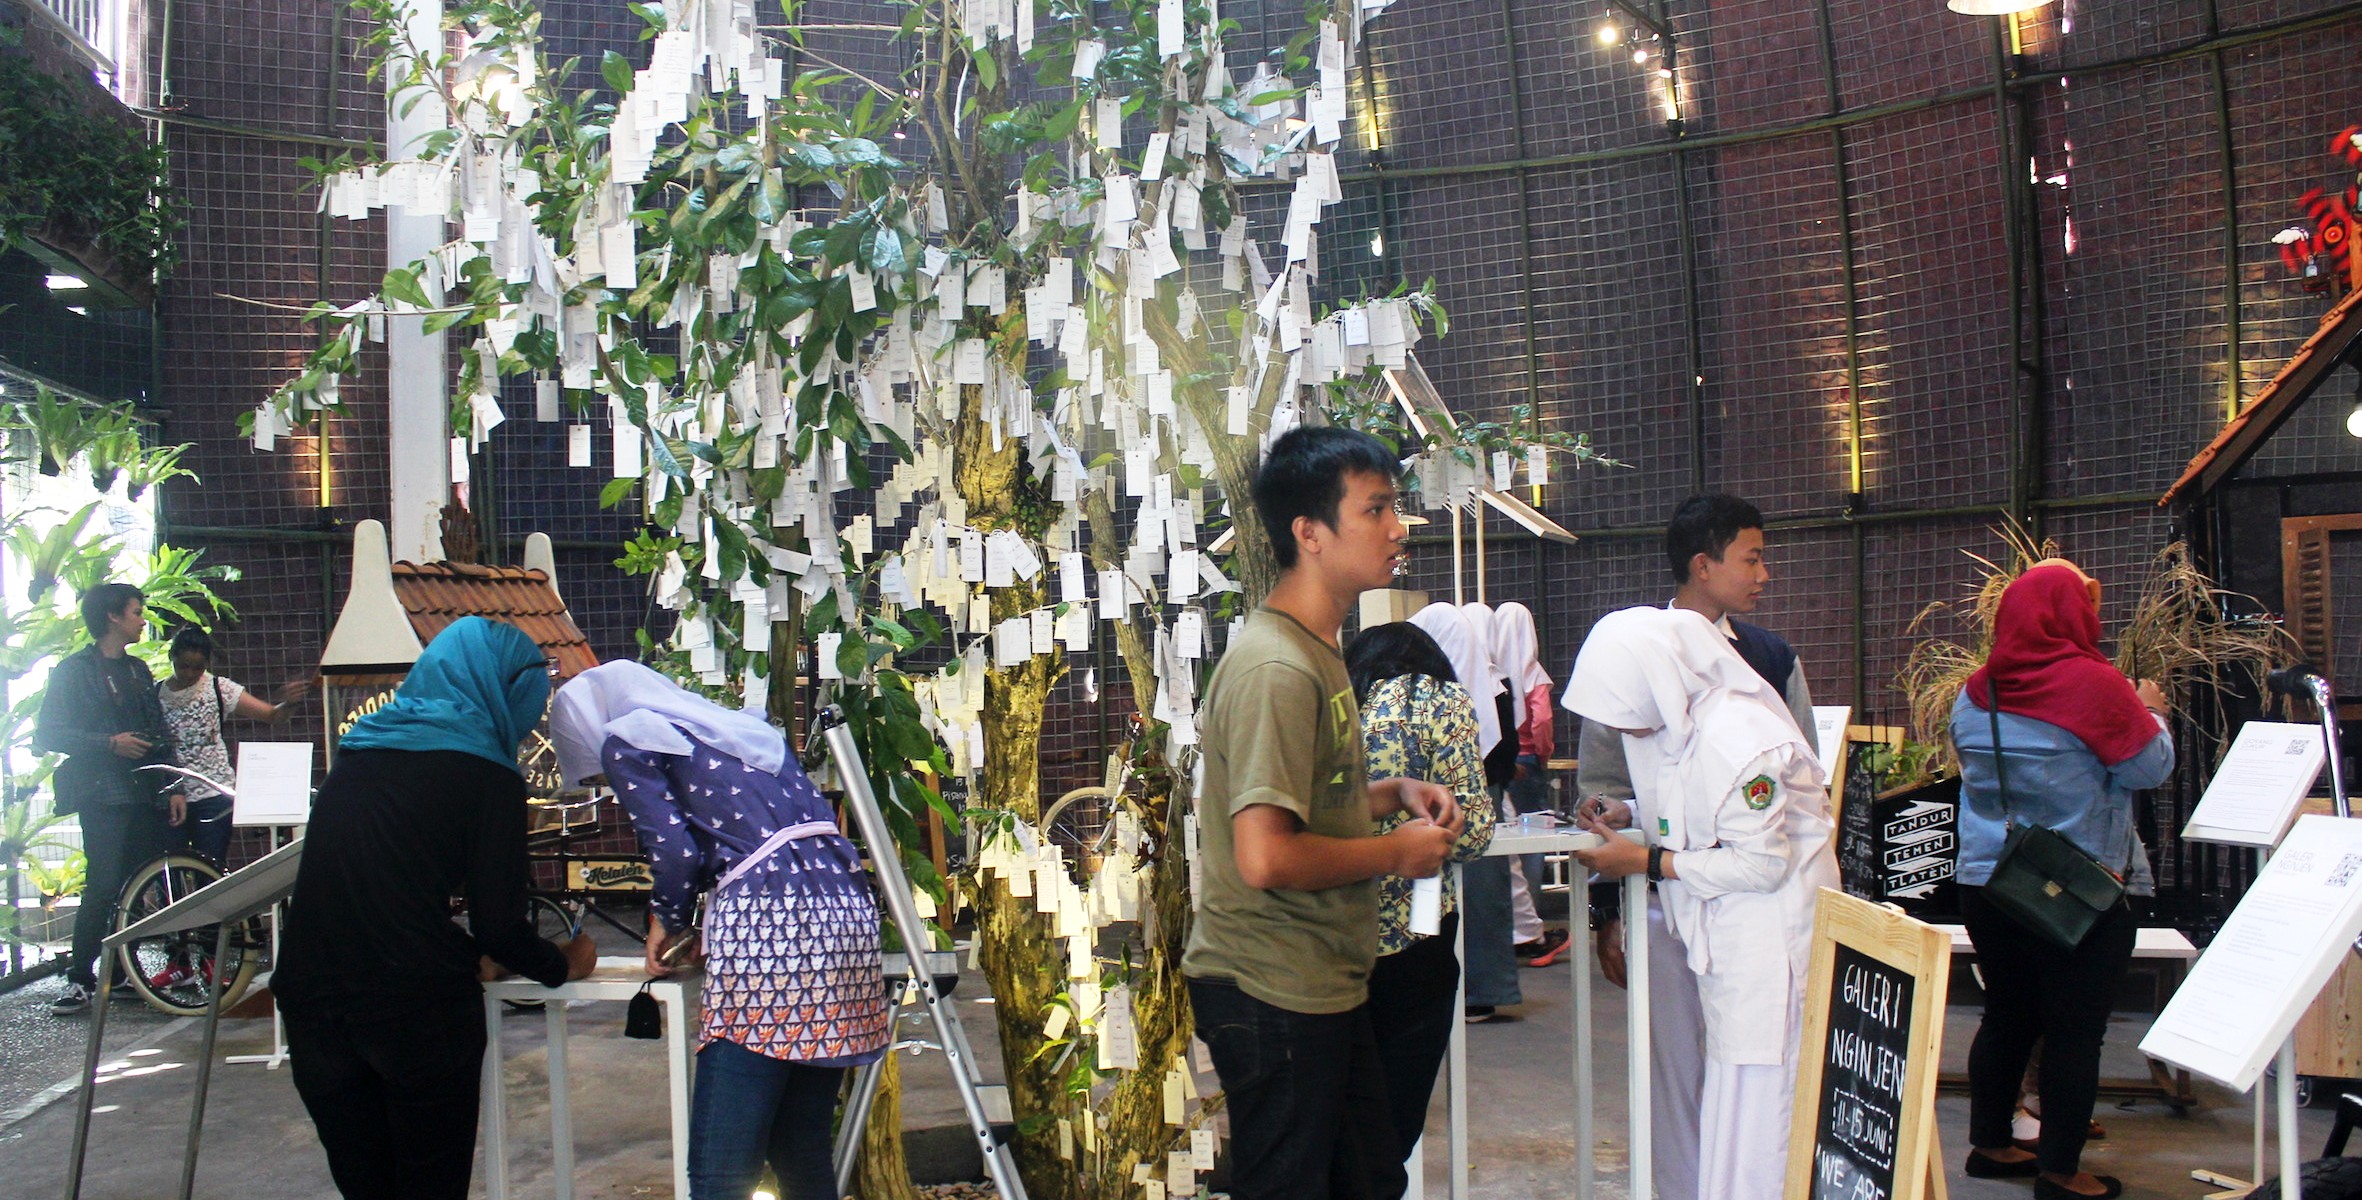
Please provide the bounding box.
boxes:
[1596,22,1620,44]
[1369,233,1385,257]
[1632,47,1651,63]
[2348,399,2362,439]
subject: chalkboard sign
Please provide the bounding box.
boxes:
[1834,726,1902,901]
[1786,889,1951,1200]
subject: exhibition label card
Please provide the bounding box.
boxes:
[2140,814,2362,1090]
[233,741,315,826]
[2181,721,2326,848]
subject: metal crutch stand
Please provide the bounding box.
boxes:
[811,705,1029,1200]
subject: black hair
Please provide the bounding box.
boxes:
[1665,493,1764,584]
[1251,426,1401,570]
[170,627,216,661]
[1345,621,1458,705]
[79,583,144,638]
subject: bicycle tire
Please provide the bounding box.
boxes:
[113,854,263,1018]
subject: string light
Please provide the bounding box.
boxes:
[1596,23,1620,44]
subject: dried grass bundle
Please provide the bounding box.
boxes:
[1893,521,2297,779]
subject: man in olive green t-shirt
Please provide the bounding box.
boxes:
[1182,426,1462,1200]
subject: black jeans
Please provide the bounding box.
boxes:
[1187,978,1406,1200]
[1961,885,2138,1176]
[1367,913,1461,1161]
[285,997,488,1200]
[67,802,168,988]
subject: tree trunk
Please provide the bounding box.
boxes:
[953,372,1077,1200]
[854,1051,925,1200]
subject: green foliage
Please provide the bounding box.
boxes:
[0,28,182,283]
[0,394,235,916]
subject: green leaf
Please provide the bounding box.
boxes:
[601,50,635,96]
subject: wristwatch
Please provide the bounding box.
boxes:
[1646,846,1666,883]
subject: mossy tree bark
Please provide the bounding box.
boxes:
[951,366,1078,1199]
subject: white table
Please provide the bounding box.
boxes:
[481,957,698,1200]
[1421,823,1609,1200]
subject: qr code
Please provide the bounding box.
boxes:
[2331,854,2362,888]
[2289,739,2311,755]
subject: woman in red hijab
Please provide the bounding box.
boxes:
[1951,560,2172,1200]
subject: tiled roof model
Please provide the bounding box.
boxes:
[388,561,601,680]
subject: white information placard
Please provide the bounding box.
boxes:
[2181,721,2325,848]
[1811,705,1851,775]
[233,741,315,826]
[2139,814,2362,1090]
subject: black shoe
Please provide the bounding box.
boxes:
[1516,929,1570,960]
[50,984,92,1015]
[1964,1150,2040,1179]
[2034,1175,2123,1200]
[1463,1006,1500,1024]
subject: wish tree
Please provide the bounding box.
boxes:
[258,0,1605,1193]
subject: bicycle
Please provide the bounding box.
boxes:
[521,788,654,942]
[109,765,267,1016]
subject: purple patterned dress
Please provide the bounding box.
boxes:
[601,731,889,1066]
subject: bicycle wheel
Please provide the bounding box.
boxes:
[114,854,263,1017]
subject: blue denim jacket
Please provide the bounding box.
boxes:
[1949,690,2174,897]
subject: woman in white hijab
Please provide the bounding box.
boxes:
[1566,606,1837,1200]
[1408,603,1521,1018]
[1410,604,1503,755]
[1487,602,1561,961]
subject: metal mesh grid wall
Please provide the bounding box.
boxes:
[140,0,2362,914]
[1693,137,1853,518]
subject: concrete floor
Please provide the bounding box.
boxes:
[0,933,2343,1199]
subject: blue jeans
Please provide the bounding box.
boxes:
[689,1038,846,1200]
[1508,764,1555,896]
[1460,855,1521,1006]
[175,794,234,866]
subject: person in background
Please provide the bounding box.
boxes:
[35,582,186,1016]
[1345,621,1496,1165]
[1575,492,1817,1191]
[552,659,889,1200]
[1951,560,2169,1200]
[1567,605,1838,1200]
[1490,600,1567,966]
[272,617,598,1200]
[1410,602,1520,1023]
[155,627,310,866]
[1181,425,1462,1200]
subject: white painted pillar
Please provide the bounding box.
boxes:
[385,0,448,562]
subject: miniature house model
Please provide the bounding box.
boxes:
[318,519,599,799]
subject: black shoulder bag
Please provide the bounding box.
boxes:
[1979,677,2125,950]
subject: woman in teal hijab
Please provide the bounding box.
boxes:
[339,616,550,769]
[275,616,594,1200]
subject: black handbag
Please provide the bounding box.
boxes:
[1978,678,2125,950]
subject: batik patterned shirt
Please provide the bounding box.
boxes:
[601,730,889,1066]
[1362,673,1495,955]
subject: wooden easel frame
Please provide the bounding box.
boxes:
[1830,724,1904,824]
[1785,888,1951,1200]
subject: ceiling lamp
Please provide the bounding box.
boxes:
[1946,0,2054,12]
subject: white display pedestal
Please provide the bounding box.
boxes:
[1411,822,1622,1200]
[480,957,698,1200]
[224,824,301,1070]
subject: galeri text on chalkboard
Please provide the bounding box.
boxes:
[1813,943,1914,1200]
